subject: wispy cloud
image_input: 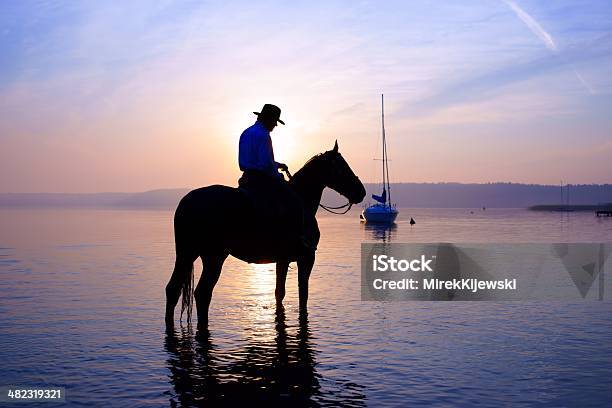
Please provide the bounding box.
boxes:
[403,33,611,117]
[571,66,596,94]
[503,0,557,51]
[503,0,595,94]
[1,1,612,190]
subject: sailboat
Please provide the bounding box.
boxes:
[361,94,399,223]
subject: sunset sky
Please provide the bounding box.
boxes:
[1,1,612,193]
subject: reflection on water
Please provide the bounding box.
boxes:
[164,308,365,407]
[361,221,397,242]
[2,208,612,406]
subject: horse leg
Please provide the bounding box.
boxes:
[275,259,289,306]
[297,252,315,313]
[194,254,227,328]
[165,253,196,328]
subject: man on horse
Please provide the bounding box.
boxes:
[238,103,311,255]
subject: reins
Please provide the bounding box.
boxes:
[282,168,354,215]
[319,202,353,214]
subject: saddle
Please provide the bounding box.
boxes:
[237,170,317,256]
[238,170,294,222]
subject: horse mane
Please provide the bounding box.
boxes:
[290,151,331,184]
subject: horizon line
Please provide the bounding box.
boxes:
[2,181,612,195]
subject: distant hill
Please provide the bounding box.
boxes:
[113,189,189,208]
[0,189,188,210]
[1,183,612,209]
[361,183,612,208]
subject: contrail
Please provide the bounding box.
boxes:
[504,0,557,51]
[503,0,594,94]
[572,67,595,94]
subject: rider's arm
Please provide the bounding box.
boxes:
[257,134,281,177]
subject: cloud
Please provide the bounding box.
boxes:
[503,0,595,94]
[503,0,557,51]
[571,67,596,94]
[403,33,612,117]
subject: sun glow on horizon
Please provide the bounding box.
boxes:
[1,1,612,193]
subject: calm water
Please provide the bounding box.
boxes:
[1,208,612,407]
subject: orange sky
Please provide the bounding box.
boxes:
[1,1,612,192]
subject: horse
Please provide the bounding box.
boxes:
[165,141,366,328]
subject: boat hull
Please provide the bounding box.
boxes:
[361,205,398,223]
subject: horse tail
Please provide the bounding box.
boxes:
[179,261,195,324]
[174,193,197,325]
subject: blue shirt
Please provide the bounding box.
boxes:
[238,121,281,178]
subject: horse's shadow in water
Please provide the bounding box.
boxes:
[164,308,366,407]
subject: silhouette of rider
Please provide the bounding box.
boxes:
[238,104,309,254]
[239,104,288,181]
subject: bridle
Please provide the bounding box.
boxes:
[319,201,353,214]
[282,157,355,215]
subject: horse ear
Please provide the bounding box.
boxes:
[333,140,338,153]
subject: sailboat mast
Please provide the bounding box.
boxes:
[381,94,391,206]
[381,94,386,199]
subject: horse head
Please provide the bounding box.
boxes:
[319,140,366,204]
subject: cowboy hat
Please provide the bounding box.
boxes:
[253,104,285,125]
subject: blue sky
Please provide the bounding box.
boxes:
[1,1,612,192]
